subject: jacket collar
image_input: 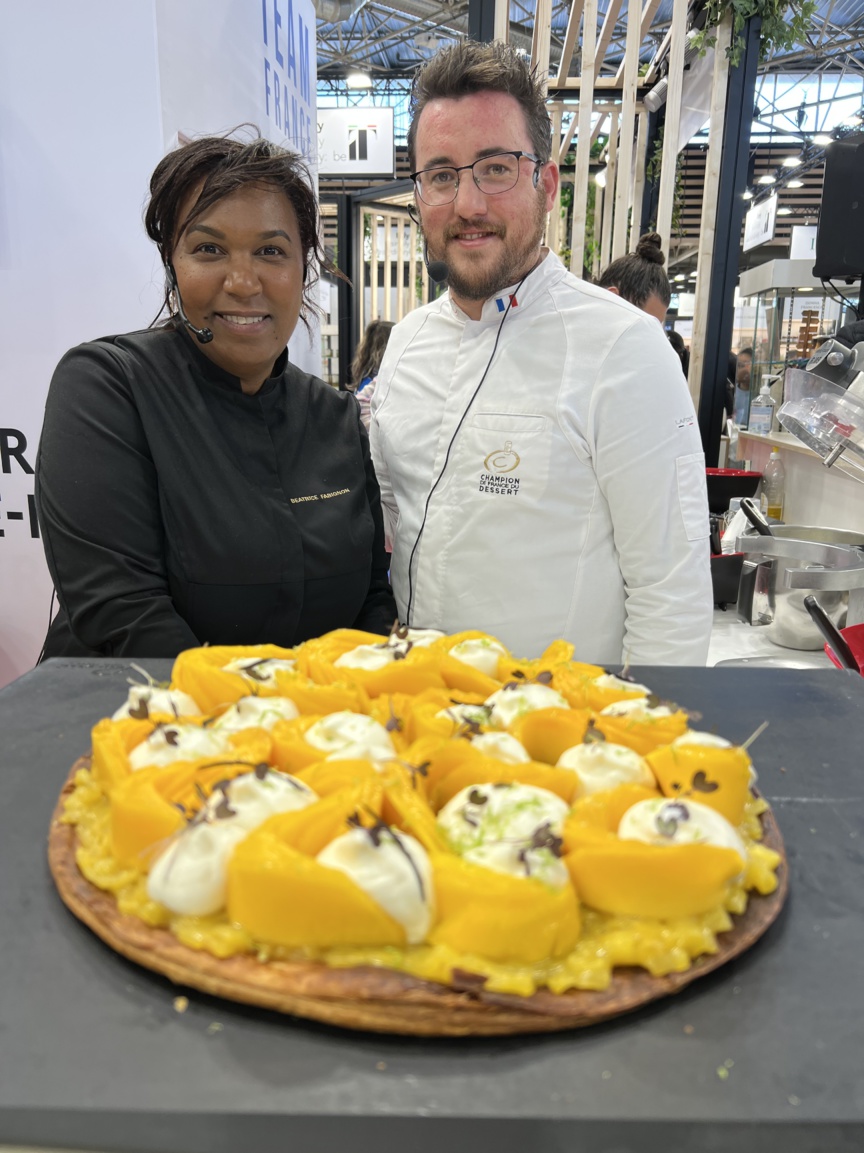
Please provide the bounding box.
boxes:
[445,248,568,325]
[171,322,289,394]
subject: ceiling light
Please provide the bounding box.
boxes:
[743,189,754,200]
[674,274,686,282]
[777,207,792,215]
[813,134,833,146]
[346,70,372,89]
[787,179,804,188]
[594,167,607,188]
[757,174,776,185]
[782,156,801,167]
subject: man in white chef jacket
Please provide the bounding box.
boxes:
[370,39,713,666]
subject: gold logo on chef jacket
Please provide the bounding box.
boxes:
[483,442,520,473]
[479,441,520,496]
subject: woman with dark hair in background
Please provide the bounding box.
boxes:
[36,132,395,658]
[598,232,671,324]
[350,319,394,429]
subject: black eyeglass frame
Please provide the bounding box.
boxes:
[410,150,542,205]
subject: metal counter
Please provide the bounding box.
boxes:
[1,658,862,1153]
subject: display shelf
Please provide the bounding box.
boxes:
[734,260,855,429]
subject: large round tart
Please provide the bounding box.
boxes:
[49,757,788,1037]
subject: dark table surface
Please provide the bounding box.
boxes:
[1,657,863,1153]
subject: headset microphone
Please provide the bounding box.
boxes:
[165,265,214,345]
[421,241,449,284]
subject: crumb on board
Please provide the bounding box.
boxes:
[376,1061,387,1071]
[206,1022,223,1034]
[173,996,189,1013]
[683,1024,695,1035]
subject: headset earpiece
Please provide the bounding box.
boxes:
[532,166,540,188]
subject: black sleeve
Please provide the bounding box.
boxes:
[35,343,201,658]
[351,403,397,635]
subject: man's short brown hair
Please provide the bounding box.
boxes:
[407,40,553,170]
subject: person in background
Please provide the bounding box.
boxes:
[36,133,395,659]
[597,232,671,324]
[350,319,394,429]
[732,347,753,426]
[370,40,712,667]
[667,330,690,376]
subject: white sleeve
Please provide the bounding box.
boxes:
[589,317,714,665]
[369,349,398,552]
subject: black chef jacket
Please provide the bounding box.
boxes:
[35,325,396,658]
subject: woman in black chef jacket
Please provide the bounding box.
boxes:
[35,132,396,658]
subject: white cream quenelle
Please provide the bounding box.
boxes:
[334,627,445,671]
[212,695,300,733]
[484,683,569,728]
[437,782,570,886]
[557,741,655,796]
[221,656,296,687]
[448,637,508,678]
[304,711,396,765]
[591,673,651,695]
[469,732,531,764]
[147,768,318,916]
[599,696,675,719]
[316,824,434,943]
[618,798,746,864]
[112,683,201,722]
[127,723,231,771]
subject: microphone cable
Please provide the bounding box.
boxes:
[403,262,538,625]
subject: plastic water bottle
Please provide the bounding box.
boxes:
[760,451,785,520]
[748,376,777,435]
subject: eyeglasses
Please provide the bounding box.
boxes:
[410,151,541,206]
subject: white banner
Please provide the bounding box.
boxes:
[0,0,317,687]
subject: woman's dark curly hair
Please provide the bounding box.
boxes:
[144,129,346,333]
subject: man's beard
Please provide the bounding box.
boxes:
[426,191,549,302]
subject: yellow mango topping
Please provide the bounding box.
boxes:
[171,644,299,713]
[566,840,744,919]
[228,822,404,949]
[429,853,580,963]
[508,707,591,765]
[593,709,689,756]
[647,743,754,826]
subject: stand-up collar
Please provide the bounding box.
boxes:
[444,248,569,325]
[172,323,289,394]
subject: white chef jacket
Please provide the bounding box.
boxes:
[370,251,713,666]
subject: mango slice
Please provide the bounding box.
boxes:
[593,710,689,756]
[429,854,580,963]
[228,820,404,948]
[566,840,744,919]
[647,744,754,826]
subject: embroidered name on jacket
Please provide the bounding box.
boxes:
[290,488,350,504]
[479,441,521,495]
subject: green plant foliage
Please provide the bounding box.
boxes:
[692,0,818,67]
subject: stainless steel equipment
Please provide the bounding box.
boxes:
[736,525,864,649]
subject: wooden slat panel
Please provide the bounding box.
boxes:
[532,0,553,87]
[655,0,687,252]
[688,16,733,408]
[554,0,586,85]
[611,0,642,257]
[600,108,618,269]
[569,0,599,275]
